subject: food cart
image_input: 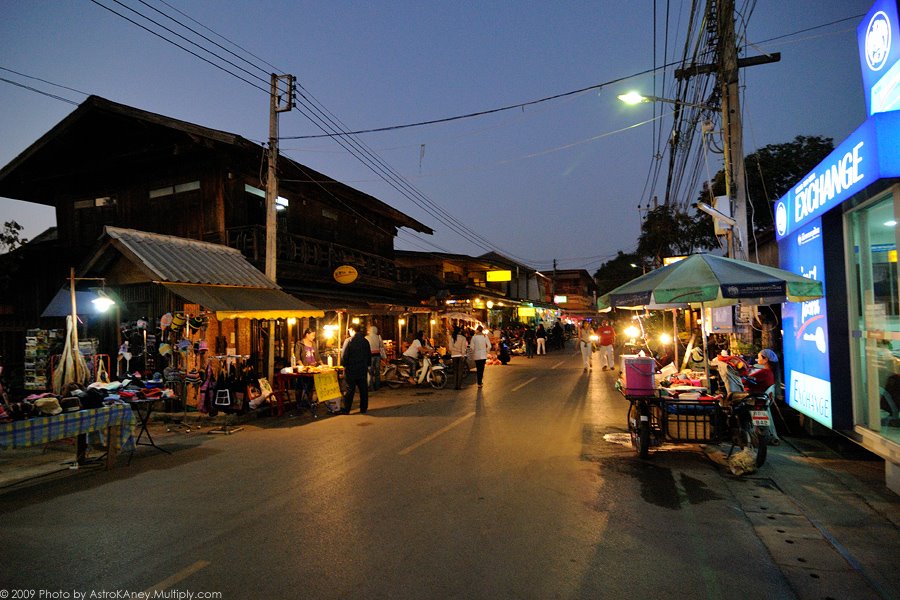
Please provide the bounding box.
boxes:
[599,254,825,465]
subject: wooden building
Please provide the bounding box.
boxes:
[0,96,432,389]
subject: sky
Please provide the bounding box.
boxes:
[0,0,874,274]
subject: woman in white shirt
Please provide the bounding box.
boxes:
[366,325,384,390]
[448,325,469,390]
[403,331,428,383]
[470,326,492,387]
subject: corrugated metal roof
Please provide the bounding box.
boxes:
[162,283,321,317]
[105,227,276,288]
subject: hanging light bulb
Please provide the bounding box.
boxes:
[91,289,115,313]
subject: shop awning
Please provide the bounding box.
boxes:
[162,283,323,320]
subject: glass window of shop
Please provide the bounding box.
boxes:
[847,187,900,444]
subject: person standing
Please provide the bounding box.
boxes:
[341,327,371,414]
[552,321,564,351]
[597,319,616,371]
[535,323,547,355]
[523,325,536,358]
[293,328,320,411]
[470,325,492,387]
[448,325,468,390]
[366,325,384,391]
[578,320,595,373]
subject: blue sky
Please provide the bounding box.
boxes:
[0,1,873,272]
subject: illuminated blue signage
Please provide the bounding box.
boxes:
[775,111,900,240]
[780,219,832,428]
[858,0,900,115]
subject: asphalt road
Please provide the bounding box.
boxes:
[0,349,889,599]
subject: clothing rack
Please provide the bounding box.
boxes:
[206,354,248,435]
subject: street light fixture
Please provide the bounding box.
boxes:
[617,91,717,111]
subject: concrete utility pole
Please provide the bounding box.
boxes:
[265,73,295,381]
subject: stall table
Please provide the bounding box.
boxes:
[273,368,344,417]
[0,404,136,470]
[126,398,171,463]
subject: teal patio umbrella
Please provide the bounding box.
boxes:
[598,254,824,384]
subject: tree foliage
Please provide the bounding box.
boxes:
[635,203,719,267]
[705,135,834,234]
[0,221,27,253]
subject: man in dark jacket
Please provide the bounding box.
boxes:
[341,328,371,414]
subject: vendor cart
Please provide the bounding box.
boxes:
[623,387,771,467]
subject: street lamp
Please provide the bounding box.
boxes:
[617,91,717,111]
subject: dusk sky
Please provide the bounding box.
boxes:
[0,1,873,273]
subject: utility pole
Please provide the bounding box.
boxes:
[718,0,747,261]
[265,73,296,381]
[675,0,779,347]
[675,1,780,260]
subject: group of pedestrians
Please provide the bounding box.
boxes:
[577,319,617,373]
[338,319,618,414]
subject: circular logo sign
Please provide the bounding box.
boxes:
[775,201,788,237]
[866,10,891,72]
[333,265,358,284]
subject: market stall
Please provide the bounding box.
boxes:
[600,253,823,463]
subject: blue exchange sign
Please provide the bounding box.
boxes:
[780,219,832,429]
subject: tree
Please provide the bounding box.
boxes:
[594,251,646,295]
[704,135,834,235]
[0,221,27,253]
[635,203,718,267]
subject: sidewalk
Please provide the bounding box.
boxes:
[754,434,900,599]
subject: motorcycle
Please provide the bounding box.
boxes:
[382,354,447,389]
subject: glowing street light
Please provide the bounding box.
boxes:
[617,90,716,111]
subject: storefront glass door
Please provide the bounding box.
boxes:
[847,188,900,443]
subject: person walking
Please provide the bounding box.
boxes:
[341,327,371,414]
[448,325,469,389]
[470,325,492,387]
[597,319,616,371]
[578,320,595,373]
[365,325,384,391]
[552,321,564,351]
[535,323,547,355]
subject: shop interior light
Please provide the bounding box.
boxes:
[624,325,640,339]
[885,220,897,227]
[659,333,672,345]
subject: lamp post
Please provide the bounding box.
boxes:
[61,268,116,393]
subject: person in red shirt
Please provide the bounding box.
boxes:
[744,348,777,394]
[744,348,781,445]
[597,319,616,371]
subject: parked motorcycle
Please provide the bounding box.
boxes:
[382,354,447,389]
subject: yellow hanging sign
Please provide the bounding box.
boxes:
[334,265,359,284]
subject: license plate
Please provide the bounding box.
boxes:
[751,410,770,426]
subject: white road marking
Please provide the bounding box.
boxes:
[511,377,537,392]
[551,360,565,369]
[144,560,210,594]
[398,411,476,455]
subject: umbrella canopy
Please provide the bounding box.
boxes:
[597,254,824,389]
[598,254,823,310]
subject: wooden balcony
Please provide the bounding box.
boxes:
[222,225,405,290]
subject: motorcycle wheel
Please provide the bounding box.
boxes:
[628,403,651,458]
[638,420,651,458]
[753,428,768,467]
[430,370,447,389]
